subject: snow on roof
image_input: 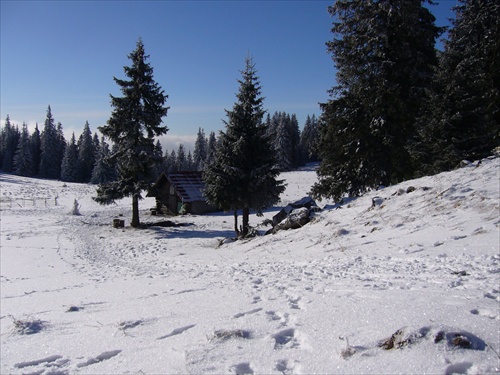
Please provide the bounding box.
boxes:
[167,171,206,203]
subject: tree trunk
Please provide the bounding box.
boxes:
[233,210,239,237]
[131,194,140,228]
[242,207,250,237]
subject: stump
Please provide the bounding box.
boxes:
[113,219,125,228]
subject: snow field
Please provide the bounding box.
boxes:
[1,158,499,374]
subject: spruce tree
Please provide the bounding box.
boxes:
[13,123,33,177]
[193,127,207,170]
[312,0,441,201]
[299,114,320,163]
[419,0,499,172]
[77,121,95,182]
[151,139,164,181]
[61,133,79,182]
[168,149,177,172]
[176,144,186,171]
[206,131,217,164]
[1,115,19,173]
[39,106,61,179]
[94,39,169,227]
[203,57,285,237]
[91,137,116,184]
[30,123,42,176]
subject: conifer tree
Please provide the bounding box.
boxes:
[203,57,285,237]
[61,133,79,182]
[193,127,207,170]
[91,137,116,184]
[176,144,187,171]
[94,39,169,227]
[1,115,19,172]
[299,114,319,163]
[418,0,499,172]
[168,149,177,172]
[30,123,42,176]
[77,121,95,182]
[151,139,164,180]
[312,0,441,201]
[186,150,194,171]
[206,131,217,164]
[39,106,62,179]
[13,123,33,177]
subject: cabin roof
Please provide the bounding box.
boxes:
[167,171,205,203]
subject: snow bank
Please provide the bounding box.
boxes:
[1,157,499,374]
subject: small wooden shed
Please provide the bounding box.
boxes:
[147,171,218,215]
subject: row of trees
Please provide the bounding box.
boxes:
[312,0,498,201]
[1,110,319,182]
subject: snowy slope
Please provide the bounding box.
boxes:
[0,157,499,374]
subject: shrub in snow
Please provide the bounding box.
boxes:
[11,317,46,335]
[211,329,251,341]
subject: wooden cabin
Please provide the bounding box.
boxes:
[147,171,218,215]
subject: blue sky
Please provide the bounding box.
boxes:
[1,1,456,150]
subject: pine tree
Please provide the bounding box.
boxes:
[206,131,217,164]
[186,150,194,171]
[312,0,441,201]
[176,144,186,171]
[193,127,207,170]
[151,139,164,180]
[91,137,116,184]
[13,123,33,177]
[275,113,294,171]
[418,0,499,172]
[203,57,285,237]
[30,123,42,176]
[39,106,61,179]
[61,133,79,182]
[94,39,169,227]
[299,114,320,163]
[1,115,19,173]
[77,121,95,182]
[168,149,177,172]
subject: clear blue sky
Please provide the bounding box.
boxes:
[1,1,456,151]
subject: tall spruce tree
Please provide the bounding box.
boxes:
[39,106,62,179]
[77,121,96,182]
[299,114,320,163]
[193,127,207,170]
[418,0,499,172]
[1,115,19,173]
[61,133,79,182]
[13,123,33,177]
[30,123,42,176]
[203,57,285,237]
[312,0,441,201]
[94,39,169,227]
[206,131,217,164]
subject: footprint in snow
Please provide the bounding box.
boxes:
[232,362,254,375]
[76,349,122,368]
[273,328,298,350]
[233,307,263,319]
[157,324,196,340]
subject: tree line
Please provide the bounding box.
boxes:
[0,110,319,182]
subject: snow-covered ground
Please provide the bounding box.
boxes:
[1,157,499,374]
